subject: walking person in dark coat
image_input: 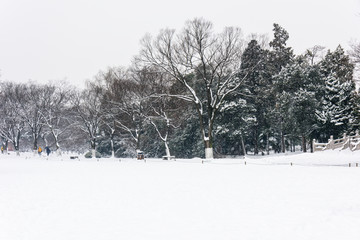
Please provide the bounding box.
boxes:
[45,146,51,156]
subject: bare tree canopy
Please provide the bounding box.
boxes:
[350,41,360,65]
[137,18,246,158]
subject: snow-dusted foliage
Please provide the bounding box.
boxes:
[315,46,356,140]
[273,56,321,152]
[95,67,152,155]
[316,74,354,135]
[138,18,246,158]
[0,82,49,153]
[0,82,25,154]
[0,20,359,158]
[38,81,75,155]
[72,83,105,158]
[217,39,269,155]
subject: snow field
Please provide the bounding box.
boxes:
[1,151,360,240]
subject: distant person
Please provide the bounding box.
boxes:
[45,146,51,156]
[38,146,42,156]
[1,146,3,154]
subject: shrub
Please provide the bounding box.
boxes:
[84,151,102,158]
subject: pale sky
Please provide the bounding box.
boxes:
[0,0,359,88]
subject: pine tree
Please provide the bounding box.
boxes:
[273,56,321,152]
[268,23,294,153]
[269,23,294,74]
[320,46,354,83]
[240,40,273,154]
[316,46,355,139]
[316,73,354,139]
[216,97,249,156]
[349,92,360,132]
[216,39,272,155]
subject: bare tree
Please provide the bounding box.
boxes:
[0,82,25,155]
[97,67,152,155]
[91,67,128,157]
[138,18,246,159]
[1,82,45,154]
[349,41,360,65]
[130,66,182,159]
[146,100,181,159]
[101,119,117,158]
[39,81,75,155]
[247,33,269,49]
[23,83,47,153]
[349,41,360,87]
[92,66,181,158]
[72,84,104,158]
[305,45,326,65]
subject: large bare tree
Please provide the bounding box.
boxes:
[0,82,26,155]
[138,18,246,158]
[133,66,184,159]
[98,67,153,154]
[350,41,360,86]
[350,41,360,65]
[39,81,74,155]
[3,82,46,154]
[72,84,104,158]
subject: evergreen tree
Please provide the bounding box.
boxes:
[240,40,273,154]
[216,40,272,155]
[273,56,322,152]
[316,73,354,139]
[216,96,249,155]
[320,46,354,83]
[316,46,355,139]
[170,109,203,158]
[269,23,294,74]
[268,23,294,153]
[349,92,360,132]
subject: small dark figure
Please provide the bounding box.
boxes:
[45,146,51,156]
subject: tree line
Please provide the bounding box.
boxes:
[1,18,360,158]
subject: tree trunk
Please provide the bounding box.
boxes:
[135,131,141,152]
[53,134,61,155]
[281,131,285,153]
[4,140,8,155]
[204,139,214,159]
[33,137,38,155]
[56,149,62,156]
[254,129,259,155]
[91,139,96,159]
[293,141,296,152]
[240,134,246,156]
[15,131,21,156]
[266,133,270,155]
[44,137,48,148]
[302,135,307,152]
[163,141,172,160]
[110,138,115,158]
[15,143,20,156]
[55,141,62,156]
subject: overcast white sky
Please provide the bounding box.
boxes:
[0,0,359,88]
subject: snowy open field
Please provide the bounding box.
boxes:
[1,150,360,240]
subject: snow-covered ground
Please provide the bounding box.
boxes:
[1,150,360,240]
